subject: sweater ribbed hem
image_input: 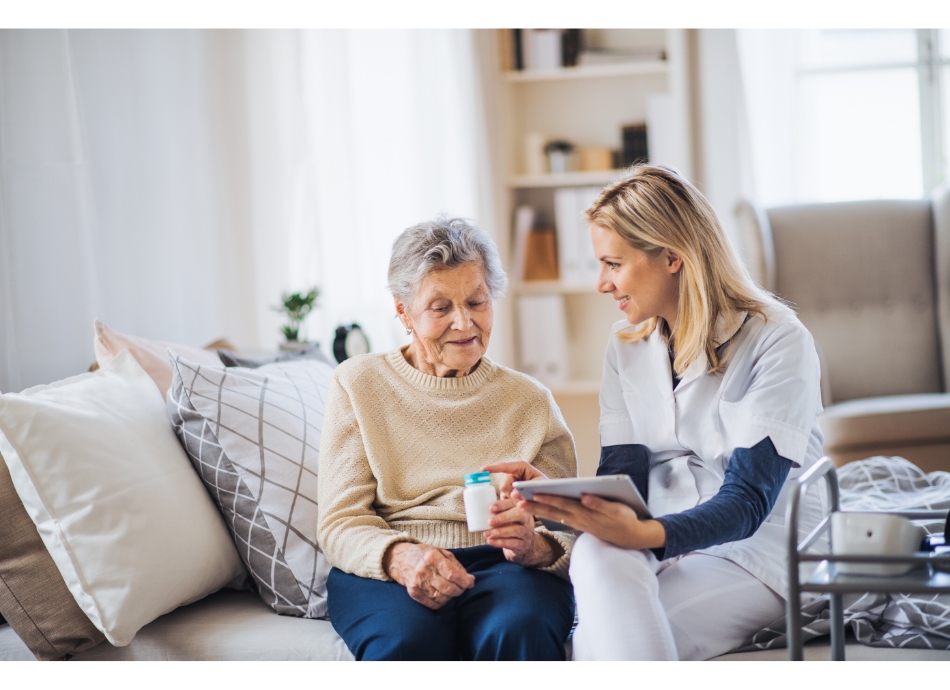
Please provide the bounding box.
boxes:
[385,348,497,391]
[389,520,489,550]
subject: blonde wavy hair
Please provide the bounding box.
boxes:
[586,165,786,376]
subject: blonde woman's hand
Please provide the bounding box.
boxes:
[383,542,475,610]
[519,493,667,551]
[480,461,548,499]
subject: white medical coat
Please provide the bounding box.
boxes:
[599,307,825,597]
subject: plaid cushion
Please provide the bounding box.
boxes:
[168,352,333,618]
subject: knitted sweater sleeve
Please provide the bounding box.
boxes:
[527,389,579,580]
[316,375,418,581]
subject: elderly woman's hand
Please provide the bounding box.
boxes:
[483,497,562,567]
[480,461,561,568]
[383,542,475,610]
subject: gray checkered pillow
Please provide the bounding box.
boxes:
[167,351,332,618]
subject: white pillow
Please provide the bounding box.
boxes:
[0,350,247,646]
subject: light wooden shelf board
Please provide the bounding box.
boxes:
[512,281,599,295]
[503,61,668,83]
[550,380,601,396]
[508,169,625,189]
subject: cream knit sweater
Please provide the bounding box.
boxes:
[316,347,578,582]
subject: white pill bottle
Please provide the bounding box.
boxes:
[463,471,497,532]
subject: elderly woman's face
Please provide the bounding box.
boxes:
[398,262,493,376]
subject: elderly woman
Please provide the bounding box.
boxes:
[316,217,577,661]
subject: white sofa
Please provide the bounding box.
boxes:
[6,587,950,661]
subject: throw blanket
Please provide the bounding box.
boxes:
[736,456,950,652]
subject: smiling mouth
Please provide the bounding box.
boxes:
[617,296,630,310]
[448,336,477,346]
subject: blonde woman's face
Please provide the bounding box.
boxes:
[397,261,493,377]
[591,222,682,328]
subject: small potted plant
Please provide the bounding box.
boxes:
[273,287,319,352]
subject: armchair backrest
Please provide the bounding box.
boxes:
[736,194,950,404]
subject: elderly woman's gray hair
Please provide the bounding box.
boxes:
[388,216,508,303]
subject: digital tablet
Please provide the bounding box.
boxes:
[513,475,651,524]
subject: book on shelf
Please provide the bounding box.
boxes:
[513,29,524,71]
[555,186,602,287]
[517,294,569,388]
[523,29,561,71]
[512,205,535,282]
[507,29,583,72]
[498,29,515,72]
[523,228,559,282]
[622,124,649,167]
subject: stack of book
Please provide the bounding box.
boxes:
[500,29,582,71]
[516,294,569,388]
[500,30,665,72]
[555,186,603,286]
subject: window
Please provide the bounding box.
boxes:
[739,29,949,205]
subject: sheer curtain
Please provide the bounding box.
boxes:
[0,29,491,392]
[299,29,485,358]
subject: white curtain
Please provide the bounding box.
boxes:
[0,29,491,392]
[693,29,755,243]
[299,29,485,358]
[734,30,799,208]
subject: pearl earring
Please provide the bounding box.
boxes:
[405,326,412,335]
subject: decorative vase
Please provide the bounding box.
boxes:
[278,340,311,353]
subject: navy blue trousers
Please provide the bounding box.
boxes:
[326,544,574,661]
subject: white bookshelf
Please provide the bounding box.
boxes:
[481,29,693,476]
[503,60,669,83]
[508,170,625,189]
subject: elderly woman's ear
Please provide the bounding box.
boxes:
[394,296,413,334]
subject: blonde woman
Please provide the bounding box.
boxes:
[487,165,825,660]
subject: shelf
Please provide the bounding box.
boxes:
[803,559,950,594]
[549,380,601,396]
[508,169,625,189]
[503,60,668,83]
[512,281,599,295]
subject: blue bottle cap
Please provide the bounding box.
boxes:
[464,471,491,486]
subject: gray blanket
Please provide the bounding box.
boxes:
[736,456,950,652]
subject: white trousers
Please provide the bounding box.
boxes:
[569,532,785,660]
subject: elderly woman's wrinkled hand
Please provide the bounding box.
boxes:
[383,542,475,610]
[484,497,559,567]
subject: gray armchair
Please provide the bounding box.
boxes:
[735,189,950,473]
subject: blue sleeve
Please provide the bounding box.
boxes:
[596,444,650,501]
[652,436,792,560]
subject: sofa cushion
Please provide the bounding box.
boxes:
[820,393,950,450]
[0,452,105,660]
[93,319,224,400]
[168,353,333,618]
[0,350,247,646]
[767,200,939,403]
[71,589,353,660]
